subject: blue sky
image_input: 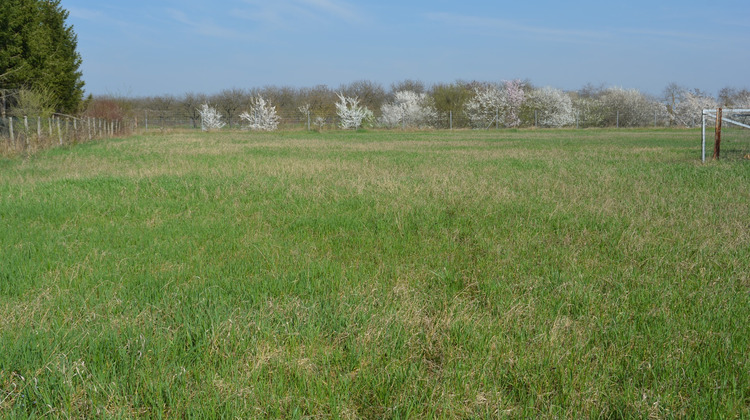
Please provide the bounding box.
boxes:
[65,0,750,97]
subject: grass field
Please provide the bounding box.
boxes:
[1,128,748,418]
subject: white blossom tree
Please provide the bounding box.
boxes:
[527,87,575,128]
[673,90,717,127]
[379,90,438,128]
[239,95,280,131]
[464,83,505,129]
[503,80,525,127]
[198,103,225,131]
[599,87,667,127]
[335,93,373,130]
[463,80,525,129]
[298,103,311,130]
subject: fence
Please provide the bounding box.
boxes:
[0,115,130,156]
[0,107,687,156]
[132,107,676,131]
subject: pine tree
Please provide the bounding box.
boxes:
[0,0,84,115]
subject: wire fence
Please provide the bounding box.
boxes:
[129,108,677,131]
[0,115,131,156]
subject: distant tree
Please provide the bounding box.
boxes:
[673,89,716,127]
[240,95,279,131]
[339,80,386,116]
[216,88,245,128]
[298,103,311,130]
[599,87,666,127]
[0,0,84,114]
[335,93,373,130]
[82,95,129,121]
[259,85,297,118]
[429,82,473,128]
[717,86,750,108]
[379,90,437,129]
[149,94,176,127]
[577,82,607,99]
[464,83,505,129]
[503,80,525,127]
[571,96,606,127]
[198,103,225,131]
[526,86,574,128]
[390,79,425,95]
[662,83,688,126]
[182,92,207,129]
[298,84,337,122]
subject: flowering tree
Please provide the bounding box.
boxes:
[599,87,667,127]
[198,103,225,131]
[239,95,279,131]
[527,87,575,128]
[298,103,311,130]
[673,90,717,127]
[335,93,373,130]
[464,83,504,129]
[464,80,526,128]
[379,90,438,128]
[503,80,525,127]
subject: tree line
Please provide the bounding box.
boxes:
[78,81,750,131]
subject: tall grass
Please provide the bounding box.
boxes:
[1,129,748,418]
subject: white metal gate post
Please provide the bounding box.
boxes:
[702,110,707,163]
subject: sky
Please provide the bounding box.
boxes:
[64,0,750,98]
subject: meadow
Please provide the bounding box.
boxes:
[0,128,748,418]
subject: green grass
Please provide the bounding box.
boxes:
[1,128,748,418]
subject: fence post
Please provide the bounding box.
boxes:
[48,118,52,137]
[701,110,707,162]
[24,116,29,149]
[712,108,722,160]
[57,118,62,145]
[145,110,148,131]
[9,117,14,146]
[37,116,41,142]
[449,110,453,130]
[616,110,619,128]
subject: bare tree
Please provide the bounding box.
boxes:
[216,88,245,128]
[182,92,207,129]
[339,80,387,116]
[390,79,426,95]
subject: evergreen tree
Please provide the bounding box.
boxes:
[0,0,84,114]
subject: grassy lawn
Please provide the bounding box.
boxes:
[1,128,748,418]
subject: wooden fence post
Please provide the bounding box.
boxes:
[24,116,29,149]
[57,118,62,145]
[712,108,723,160]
